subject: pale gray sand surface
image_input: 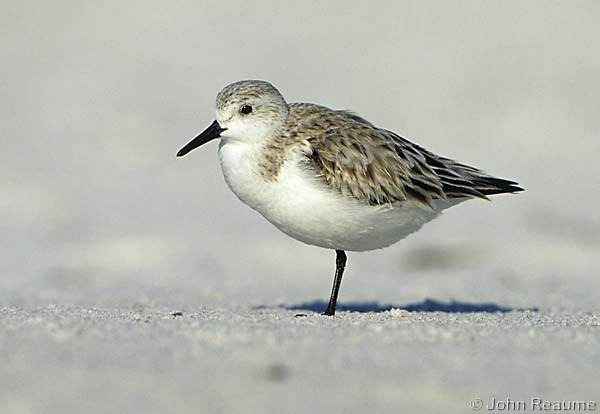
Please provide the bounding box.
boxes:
[1,304,599,414]
[2,1,600,413]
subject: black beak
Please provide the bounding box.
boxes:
[176,120,225,157]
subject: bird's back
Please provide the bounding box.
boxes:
[282,103,522,209]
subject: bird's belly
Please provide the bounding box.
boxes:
[219,142,449,251]
[263,169,447,251]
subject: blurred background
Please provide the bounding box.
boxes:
[2,0,599,310]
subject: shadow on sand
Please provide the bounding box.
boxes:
[280,298,538,314]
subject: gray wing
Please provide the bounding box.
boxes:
[292,105,523,207]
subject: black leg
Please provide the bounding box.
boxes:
[323,250,347,316]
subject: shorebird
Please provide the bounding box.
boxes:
[177,80,522,316]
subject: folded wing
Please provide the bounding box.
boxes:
[291,105,523,208]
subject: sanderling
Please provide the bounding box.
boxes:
[177,80,523,316]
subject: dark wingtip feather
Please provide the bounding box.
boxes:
[475,177,524,196]
[442,175,523,200]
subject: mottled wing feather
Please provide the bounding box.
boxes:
[288,104,523,207]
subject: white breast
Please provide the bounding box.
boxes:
[218,140,458,252]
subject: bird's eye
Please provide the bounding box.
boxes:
[240,105,253,115]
